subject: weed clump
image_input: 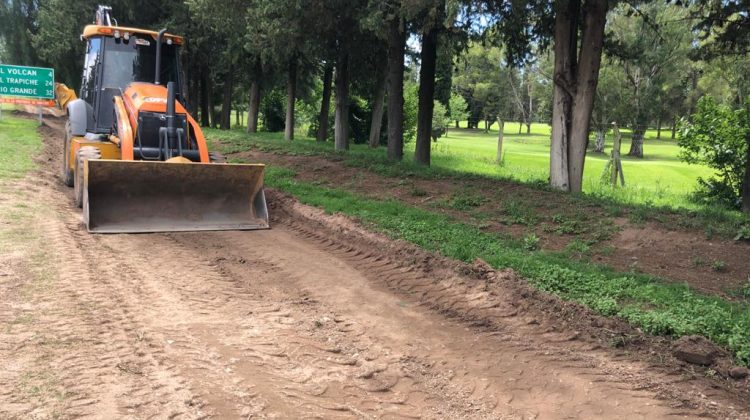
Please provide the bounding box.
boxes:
[523,233,540,251]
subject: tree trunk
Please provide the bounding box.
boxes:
[415,25,439,166]
[235,109,240,127]
[594,130,605,153]
[284,60,297,141]
[199,66,210,127]
[247,80,260,133]
[189,64,199,115]
[656,117,662,139]
[742,134,750,213]
[387,18,405,161]
[334,51,350,151]
[317,63,333,142]
[455,120,459,128]
[610,124,624,186]
[207,76,216,128]
[550,0,607,193]
[527,81,533,134]
[628,129,644,157]
[568,0,607,192]
[671,116,677,139]
[518,121,523,134]
[369,58,387,148]
[549,0,578,191]
[213,110,221,128]
[496,117,505,164]
[220,64,233,130]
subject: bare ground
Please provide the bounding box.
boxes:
[229,149,750,298]
[0,119,749,419]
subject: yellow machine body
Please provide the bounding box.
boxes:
[70,137,121,168]
[55,83,78,110]
[64,6,269,233]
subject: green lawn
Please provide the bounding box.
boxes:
[0,114,42,180]
[227,116,710,210]
[434,123,714,209]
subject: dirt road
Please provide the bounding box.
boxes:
[1,119,748,419]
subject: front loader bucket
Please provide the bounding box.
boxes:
[84,159,269,233]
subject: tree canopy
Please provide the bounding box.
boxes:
[1,0,749,209]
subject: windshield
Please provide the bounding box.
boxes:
[101,35,180,91]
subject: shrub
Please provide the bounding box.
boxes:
[403,82,419,142]
[448,93,469,126]
[260,88,286,132]
[735,225,750,241]
[678,96,750,209]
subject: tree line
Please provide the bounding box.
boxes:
[1,0,748,206]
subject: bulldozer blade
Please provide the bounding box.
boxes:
[84,159,269,233]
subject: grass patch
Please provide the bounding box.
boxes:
[502,199,538,226]
[262,165,750,365]
[0,114,46,253]
[0,114,42,180]
[449,191,486,210]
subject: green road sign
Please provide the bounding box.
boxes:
[0,64,54,99]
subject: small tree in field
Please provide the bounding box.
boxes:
[432,100,450,139]
[678,96,750,211]
[448,93,469,128]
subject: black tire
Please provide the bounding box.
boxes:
[74,146,101,208]
[62,121,74,187]
[209,151,226,163]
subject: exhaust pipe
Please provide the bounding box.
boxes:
[154,28,167,85]
[161,81,178,159]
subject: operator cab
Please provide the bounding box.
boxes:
[78,25,184,135]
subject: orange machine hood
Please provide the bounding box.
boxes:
[123,82,188,115]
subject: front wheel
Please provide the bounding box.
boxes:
[62,121,74,187]
[74,146,101,208]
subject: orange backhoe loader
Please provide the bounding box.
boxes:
[62,6,268,233]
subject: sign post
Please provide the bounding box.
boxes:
[0,64,55,124]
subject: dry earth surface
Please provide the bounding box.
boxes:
[1,117,749,419]
[227,149,750,297]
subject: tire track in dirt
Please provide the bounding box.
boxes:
[162,198,739,419]
[0,181,208,419]
[4,161,499,416]
[108,231,502,419]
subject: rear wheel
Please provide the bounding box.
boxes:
[209,151,226,163]
[74,146,101,208]
[62,121,74,187]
